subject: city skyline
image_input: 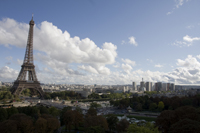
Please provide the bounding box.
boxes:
[1,0,200,85]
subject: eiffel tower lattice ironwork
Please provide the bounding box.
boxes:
[11,16,44,98]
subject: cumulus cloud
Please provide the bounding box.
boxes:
[122,63,132,74]
[183,35,200,42]
[0,18,117,76]
[1,18,200,85]
[0,66,18,81]
[36,55,200,84]
[122,58,136,67]
[172,35,200,47]
[155,64,163,68]
[79,65,99,74]
[128,36,138,46]
[176,55,200,67]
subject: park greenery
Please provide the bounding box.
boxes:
[110,94,200,112]
[88,92,132,99]
[44,91,82,100]
[0,86,21,103]
[0,105,160,133]
[156,106,200,133]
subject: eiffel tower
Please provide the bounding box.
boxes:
[11,16,44,98]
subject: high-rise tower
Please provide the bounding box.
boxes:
[11,16,44,98]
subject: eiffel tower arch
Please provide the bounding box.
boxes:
[11,16,44,98]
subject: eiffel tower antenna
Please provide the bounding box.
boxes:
[11,16,44,98]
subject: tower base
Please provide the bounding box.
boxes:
[11,80,44,99]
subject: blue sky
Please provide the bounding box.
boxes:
[1,0,200,85]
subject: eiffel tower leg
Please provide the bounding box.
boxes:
[35,87,44,99]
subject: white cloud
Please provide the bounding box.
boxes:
[176,55,200,67]
[175,0,184,8]
[2,55,200,85]
[183,35,200,42]
[155,64,163,68]
[128,36,138,46]
[0,18,118,76]
[2,18,200,85]
[172,40,191,47]
[36,55,200,84]
[0,66,18,81]
[122,63,132,73]
[112,62,121,68]
[17,59,23,65]
[166,11,173,15]
[172,35,200,47]
[167,0,189,15]
[122,58,136,67]
[79,65,99,74]
[196,55,200,59]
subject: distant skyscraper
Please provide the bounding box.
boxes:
[140,78,146,91]
[171,83,175,91]
[162,83,167,91]
[157,82,162,91]
[132,82,136,91]
[167,83,171,91]
[145,82,152,91]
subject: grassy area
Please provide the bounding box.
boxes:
[127,115,156,122]
[72,98,111,103]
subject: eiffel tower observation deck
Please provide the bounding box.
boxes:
[11,16,44,98]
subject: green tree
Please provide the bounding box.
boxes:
[40,114,60,133]
[84,115,108,133]
[63,110,83,132]
[156,106,200,133]
[149,103,157,111]
[0,108,8,121]
[38,106,49,114]
[127,123,160,133]
[7,106,18,118]
[158,101,164,111]
[75,106,82,114]
[35,117,47,133]
[116,119,130,133]
[0,119,19,133]
[86,126,104,133]
[49,106,60,117]
[90,102,101,109]
[60,106,72,126]
[86,107,97,117]
[135,103,143,111]
[106,114,119,132]
[9,113,34,133]
[169,118,200,133]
